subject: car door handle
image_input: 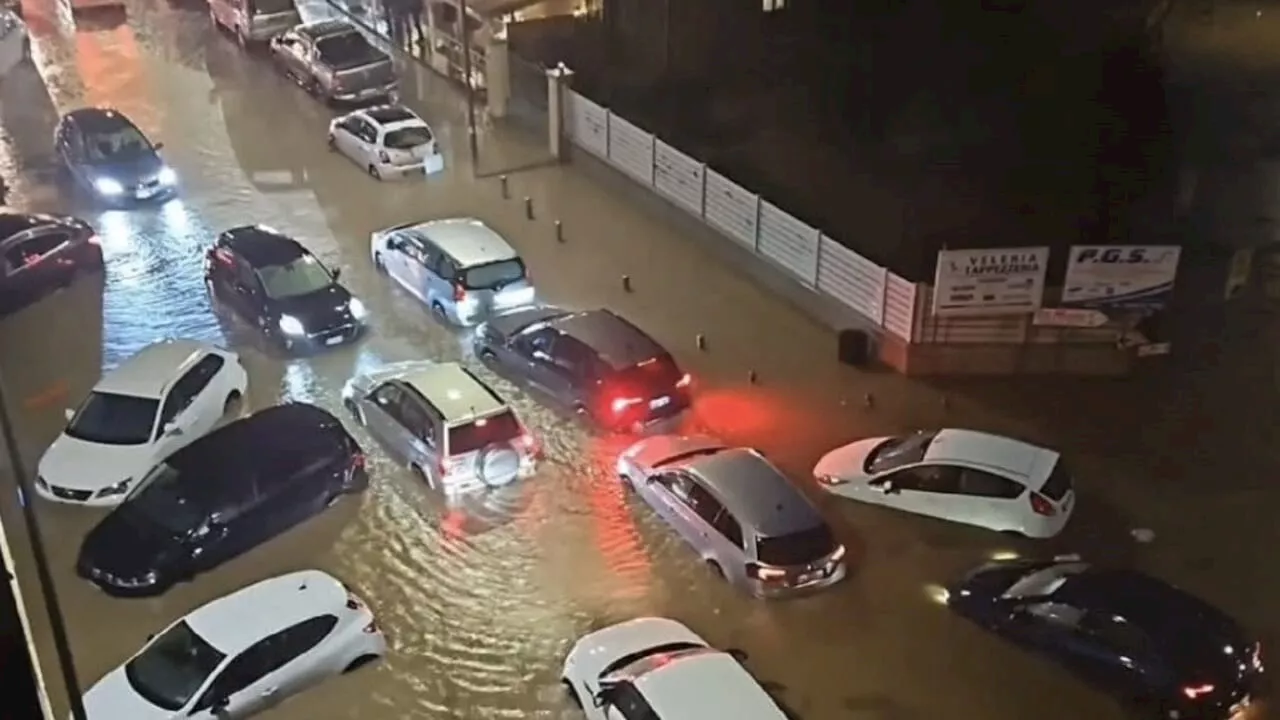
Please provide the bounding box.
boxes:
[260,687,277,698]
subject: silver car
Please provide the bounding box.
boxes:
[269,21,397,104]
[617,435,847,598]
[370,218,536,326]
[342,361,539,494]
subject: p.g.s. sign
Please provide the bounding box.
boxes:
[1062,245,1181,309]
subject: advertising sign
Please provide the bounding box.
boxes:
[932,247,1049,316]
[1062,246,1181,309]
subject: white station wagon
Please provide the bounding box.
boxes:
[562,617,789,720]
[813,428,1075,538]
[35,339,247,506]
[82,570,386,719]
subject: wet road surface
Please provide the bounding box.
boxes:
[0,0,1277,719]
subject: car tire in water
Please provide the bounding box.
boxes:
[344,398,363,423]
[430,301,449,324]
[562,680,582,708]
[372,252,385,272]
[367,164,381,180]
[223,390,242,417]
[706,560,724,579]
[343,655,379,674]
[411,464,434,490]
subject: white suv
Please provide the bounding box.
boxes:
[342,360,539,494]
[35,339,247,506]
[82,569,386,719]
[562,617,789,720]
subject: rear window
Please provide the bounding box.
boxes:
[609,354,683,393]
[756,524,836,567]
[1039,459,1072,501]
[316,32,374,64]
[384,127,433,149]
[462,259,525,290]
[447,410,522,455]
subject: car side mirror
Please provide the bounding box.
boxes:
[210,696,229,712]
[164,422,183,437]
[879,480,898,494]
[591,689,609,708]
[153,142,164,151]
[331,268,341,280]
[63,408,74,422]
[146,632,155,641]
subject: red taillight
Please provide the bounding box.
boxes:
[1182,683,1215,699]
[676,373,691,389]
[1029,492,1056,516]
[745,563,786,581]
[453,284,466,301]
[611,396,642,415]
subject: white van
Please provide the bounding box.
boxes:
[209,0,301,45]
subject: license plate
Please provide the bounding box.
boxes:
[650,396,671,409]
[325,336,343,346]
[797,572,818,584]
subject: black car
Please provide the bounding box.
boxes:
[204,225,368,351]
[54,108,178,204]
[948,557,1262,719]
[0,212,102,317]
[474,306,692,430]
[76,403,368,597]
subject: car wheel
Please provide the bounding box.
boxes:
[367,164,381,180]
[619,474,635,493]
[411,464,434,490]
[234,25,247,47]
[430,301,449,324]
[706,560,724,579]
[21,37,30,61]
[372,252,385,272]
[343,397,363,423]
[327,134,337,152]
[342,655,379,674]
[222,390,243,417]
[561,679,582,708]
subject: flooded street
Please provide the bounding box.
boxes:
[0,0,1277,719]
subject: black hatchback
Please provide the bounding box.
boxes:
[204,225,368,352]
[474,306,692,431]
[75,403,368,597]
[54,108,178,204]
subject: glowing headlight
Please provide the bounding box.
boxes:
[96,477,133,498]
[93,177,123,196]
[278,315,306,336]
[156,167,177,185]
[349,297,368,320]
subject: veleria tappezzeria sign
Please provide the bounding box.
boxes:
[932,247,1050,316]
[1062,246,1181,309]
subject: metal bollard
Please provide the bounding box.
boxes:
[747,370,758,384]
[524,197,534,220]
[555,220,564,242]
[621,275,632,292]
[695,334,706,351]
[500,175,509,199]
[864,392,874,408]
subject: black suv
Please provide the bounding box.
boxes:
[204,225,368,352]
[473,306,692,430]
[75,403,368,597]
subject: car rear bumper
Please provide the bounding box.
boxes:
[332,84,398,103]
[750,562,848,599]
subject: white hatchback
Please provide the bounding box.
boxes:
[82,570,386,720]
[35,339,247,506]
[327,104,442,180]
[813,428,1075,538]
[562,617,788,720]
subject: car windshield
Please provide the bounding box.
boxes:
[316,32,373,64]
[865,430,939,474]
[756,524,836,566]
[249,0,293,13]
[124,621,226,711]
[256,255,334,300]
[462,258,525,290]
[65,392,158,446]
[124,464,208,535]
[383,127,433,149]
[448,410,523,455]
[85,127,152,163]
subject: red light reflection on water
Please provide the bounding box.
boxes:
[693,384,825,450]
[580,433,653,596]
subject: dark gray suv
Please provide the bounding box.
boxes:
[473,306,692,431]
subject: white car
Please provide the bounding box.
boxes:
[82,569,387,720]
[0,8,28,78]
[812,428,1075,538]
[562,617,788,720]
[35,339,247,507]
[327,104,442,180]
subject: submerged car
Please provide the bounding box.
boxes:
[54,108,178,203]
[209,0,301,45]
[269,20,397,105]
[948,557,1262,720]
[618,435,846,598]
[562,617,789,719]
[329,104,441,179]
[474,307,692,430]
[204,225,368,352]
[370,217,535,326]
[82,570,386,718]
[36,340,246,507]
[0,212,102,317]
[76,403,367,596]
[343,360,539,494]
[813,428,1074,538]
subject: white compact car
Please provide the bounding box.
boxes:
[813,428,1075,538]
[0,8,29,79]
[562,617,789,720]
[82,569,386,719]
[35,339,247,506]
[327,104,442,180]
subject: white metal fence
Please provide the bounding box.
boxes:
[562,90,920,343]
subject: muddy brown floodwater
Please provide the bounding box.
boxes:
[0,0,1276,719]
